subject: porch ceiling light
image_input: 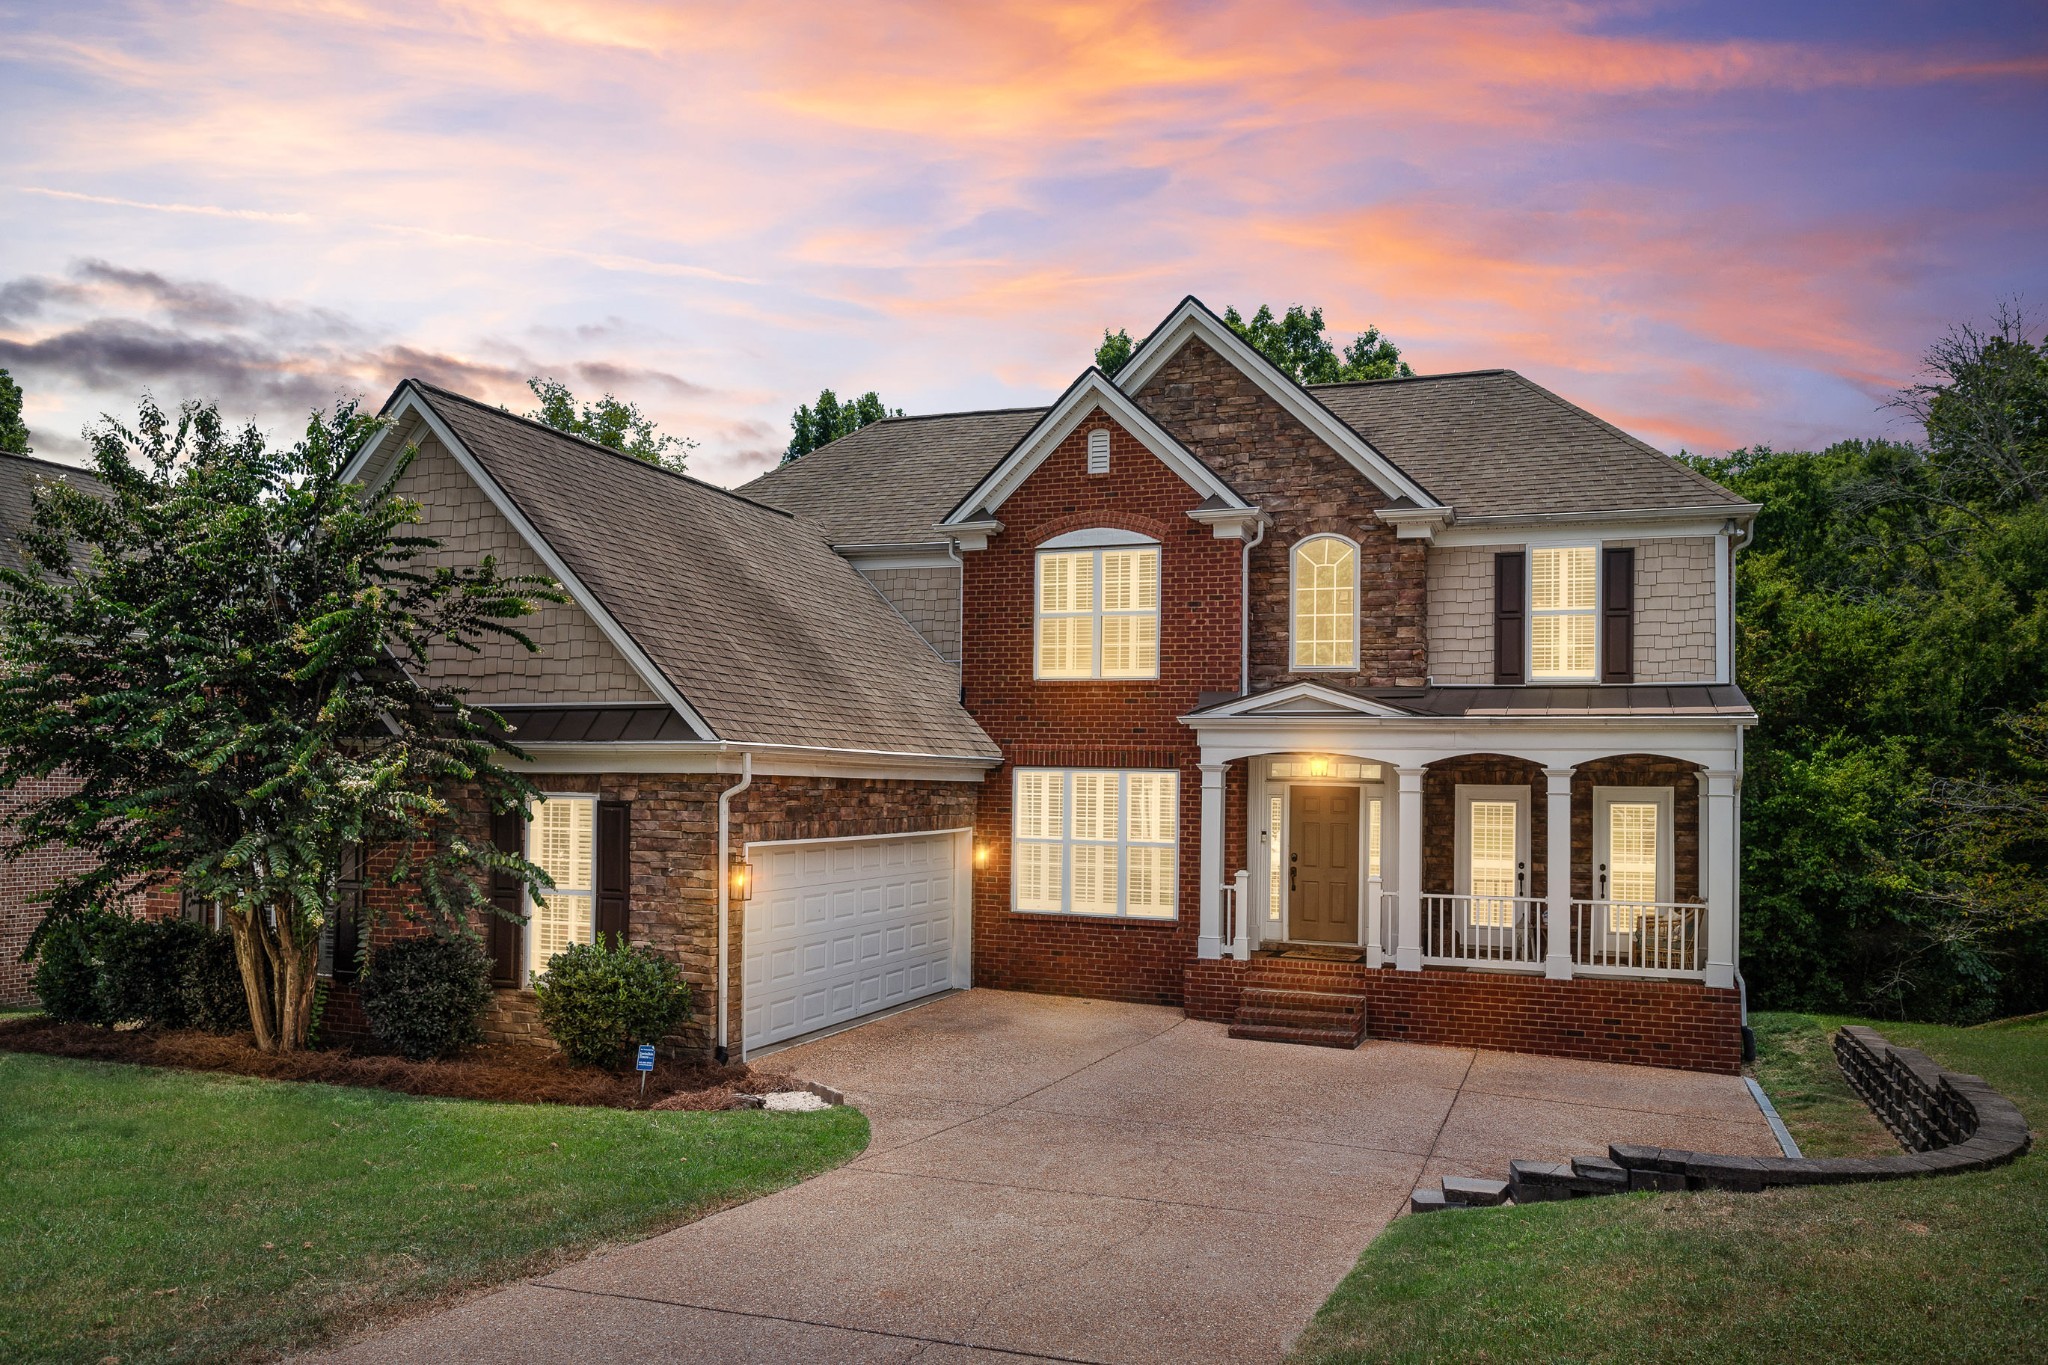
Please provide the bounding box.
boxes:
[1308,756,1332,777]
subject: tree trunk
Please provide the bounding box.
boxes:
[227,898,321,1053]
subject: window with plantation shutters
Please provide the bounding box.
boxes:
[1012,768,1177,918]
[1529,545,1598,679]
[1035,545,1158,680]
[527,794,597,982]
[1594,786,1674,931]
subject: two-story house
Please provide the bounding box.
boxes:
[324,296,1756,1072]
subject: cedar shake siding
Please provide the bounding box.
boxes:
[963,407,1240,1006]
[386,430,662,705]
[1615,536,1719,682]
[861,565,962,664]
[1131,338,1428,689]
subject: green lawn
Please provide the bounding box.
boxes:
[0,1052,867,1364]
[1290,1012,2046,1365]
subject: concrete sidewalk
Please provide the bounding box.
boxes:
[311,989,1775,1364]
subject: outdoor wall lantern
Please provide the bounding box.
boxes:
[729,855,753,902]
[1308,756,1332,777]
[974,842,990,868]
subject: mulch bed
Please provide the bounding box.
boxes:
[0,1015,809,1111]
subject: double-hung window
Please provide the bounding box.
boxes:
[527,793,597,981]
[1036,544,1159,679]
[1014,768,1177,918]
[1529,545,1598,679]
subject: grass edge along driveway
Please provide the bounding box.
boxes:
[0,1050,868,1365]
[1287,1011,2046,1365]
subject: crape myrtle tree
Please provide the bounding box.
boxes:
[0,397,559,1052]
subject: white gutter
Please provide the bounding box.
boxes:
[715,750,753,1062]
[1239,519,1267,695]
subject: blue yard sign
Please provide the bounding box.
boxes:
[636,1044,656,1071]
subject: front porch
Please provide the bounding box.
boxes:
[1182,685,1750,1071]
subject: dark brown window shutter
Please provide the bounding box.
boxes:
[487,808,525,987]
[332,845,364,984]
[1493,550,1526,684]
[596,801,631,945]
[1601,546,1635,683]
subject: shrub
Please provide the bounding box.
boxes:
[184,928,250,1033]
[31,913,117,1025]
[100,916,201,1027]
[359,935,493,1061]
[534,936,691,1069]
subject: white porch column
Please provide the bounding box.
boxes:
[1394,766,1425,971]
[1197,762,1227,960]
[1543,766,1576,980]
[1702,769,1738,989]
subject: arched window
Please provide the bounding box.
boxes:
[1291,535,1358,670]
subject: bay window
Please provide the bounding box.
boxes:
[1014,768,1178,918]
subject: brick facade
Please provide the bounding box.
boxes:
[1184,958,1742,1073]
[1131,338,1428,689]
[0,773,103,1004]
[963,406,1240,1007]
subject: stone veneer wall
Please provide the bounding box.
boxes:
[1132,338,1428,689]
[1425,545,1497,684]
[388,433,661,704]
[861,565,962,664]
[1617,536,1718,682]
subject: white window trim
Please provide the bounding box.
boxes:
[1011,768,1179,920]
[1527,543,1601,681]
[1038,527,1159,549]
[526,792,598,984]
[1453,784,1531,899]
[1289,533,1361,672]
[1592,785,1675,906]
[1033,544,1160,681]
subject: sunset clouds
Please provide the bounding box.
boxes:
[2,0,2043,481]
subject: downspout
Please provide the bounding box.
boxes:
[715,750,753,1064]
[1240,518,1267,696]
[946,537,966,682]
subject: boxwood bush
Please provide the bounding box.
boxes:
[359,935,493,1061]
[31,913,249,1031]
[534,936,691,1069]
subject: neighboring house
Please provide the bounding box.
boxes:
[0,452,112,1005]
[349,294,1759,1072]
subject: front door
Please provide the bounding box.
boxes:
[1288,785,1359,943]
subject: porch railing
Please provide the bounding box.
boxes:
[1419,894,1546,970]
[1569,900,1707,978]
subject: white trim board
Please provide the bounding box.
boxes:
[1112,297,1440,510]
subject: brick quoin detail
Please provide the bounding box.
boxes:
[963,406,1240,1007]
[1185,960,1742,1074]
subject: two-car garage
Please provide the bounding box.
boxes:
[740,828,972,1055]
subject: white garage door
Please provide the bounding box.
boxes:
[742,828,971,1053]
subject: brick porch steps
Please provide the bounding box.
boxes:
[1228,960,1369,1048]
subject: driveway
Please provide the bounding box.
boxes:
[314,989,1776,1364]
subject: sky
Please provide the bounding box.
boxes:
[2,0,2044,486]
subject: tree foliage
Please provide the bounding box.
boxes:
[0,397,559,1051]
[783,388,901,463]
[0,367,29,454]
[1094,306,1412,385]
[1687,306,2048,1021]
[525,377,694,474]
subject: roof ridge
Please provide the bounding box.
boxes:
[869,404,1051,424]
[406,379,795,518]
[1306,369,1511,389]
[0,449,101,477]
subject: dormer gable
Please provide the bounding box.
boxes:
[938,367,1262,548]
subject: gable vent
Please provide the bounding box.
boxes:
[1086,429,1111,474]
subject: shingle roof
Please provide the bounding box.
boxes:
[0,452,109,573]
[1309,371,1749,519]
[738,408,1046,546]
[405,384,998,760]
[739,368,1747,544]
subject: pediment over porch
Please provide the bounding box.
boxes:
[1182,682,1417,722]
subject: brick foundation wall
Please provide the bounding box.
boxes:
[962,406,1241,1007]
[1186,959,1741,1073]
